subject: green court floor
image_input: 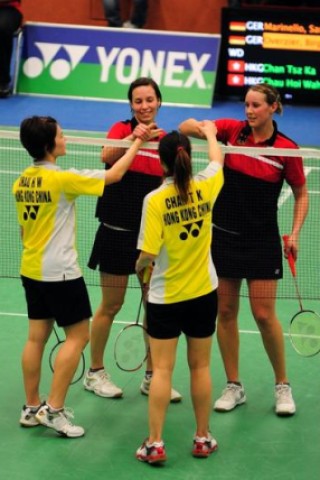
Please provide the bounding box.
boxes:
[1,278,319,480]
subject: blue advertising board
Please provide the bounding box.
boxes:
[17,22,221,107]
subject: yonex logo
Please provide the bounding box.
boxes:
[23,42,89,80]
[179,221,203,240]
[23,205,40,221]
[22,41,212,89]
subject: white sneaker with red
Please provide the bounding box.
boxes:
[136,439,167,464]
[192,433,218,458]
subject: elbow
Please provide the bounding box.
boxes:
[115,172,124,183]
[178,119,191,134]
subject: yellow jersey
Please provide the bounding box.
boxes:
[137,161,224,304]
[12,162,105,281]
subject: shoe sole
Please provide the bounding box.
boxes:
[35,413,85,437]
[192,445,218,458]
[170,396,182,403]
[214,396,246,412]
[136,454,167,464]
[275,409,296,417]
[56,429,85,438]
[20,421,40,428]
[84,385,123,398]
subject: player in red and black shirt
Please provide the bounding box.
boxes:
[0,0,22,97]
[179,83,308,416]
[86,77,182,402]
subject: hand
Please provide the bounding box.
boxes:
[136,262,153,285]
[198,120,217,138]
[283,234,298,262]
[132,122,164,141]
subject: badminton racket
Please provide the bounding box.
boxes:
[282,235,320,357]
[114,266,152,372]
[49,326,86,384]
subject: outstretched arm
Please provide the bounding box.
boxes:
[101,122,163,165]
[198,120,224,166]
[179,118,207,139]
[104,137,143,185]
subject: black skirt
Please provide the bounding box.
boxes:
[88,223,139,275]
[211,227,283,280]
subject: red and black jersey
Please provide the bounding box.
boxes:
[213,119,306,240]
[95,117,165,232]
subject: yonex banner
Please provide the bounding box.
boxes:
[17,22,221,107]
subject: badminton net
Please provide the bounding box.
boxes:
[1,130,319,299]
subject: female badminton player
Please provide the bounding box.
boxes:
[135,121,224,464]
[85,77,182,403]
[13,115,144,438]
[179,83,309,416]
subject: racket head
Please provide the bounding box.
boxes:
[114,323,148,372]
[289,309,320,357]
[49,341,86,385]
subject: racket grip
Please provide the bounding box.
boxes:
[282,235,296,277]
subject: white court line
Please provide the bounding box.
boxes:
[278,166,313,207]
[0,169,21,175]
[0,311,291,336]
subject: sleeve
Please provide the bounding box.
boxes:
[215,118,242,144]
[195,163,224,207]
[284,154,306,187]
[107,122,129,140]
[196,161,222,180]
[137,194,163,255]
[58,169,105,198]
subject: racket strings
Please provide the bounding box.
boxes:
[290,311,320,357]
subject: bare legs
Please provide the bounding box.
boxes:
[89,272,152,370]
[217,278,288,384]
[248,280,287,383]
[22,320,54,406]
[147,335,212,443]
[89,273,128,369]
[22,318,89,408]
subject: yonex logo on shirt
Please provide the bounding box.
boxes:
[179,221,203,240]
[23,205,40,221]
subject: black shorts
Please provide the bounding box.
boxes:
[88,223,139,275]
[212,228,283,280]
[21,276,92,327]
[146,290,218,339]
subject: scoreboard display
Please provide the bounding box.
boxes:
[216,7,320,104]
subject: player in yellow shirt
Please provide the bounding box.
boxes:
[135,121,224,464]
[13,115,144,438]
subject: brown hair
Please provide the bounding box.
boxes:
[247,83,283,114]
[127,77,162,107]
